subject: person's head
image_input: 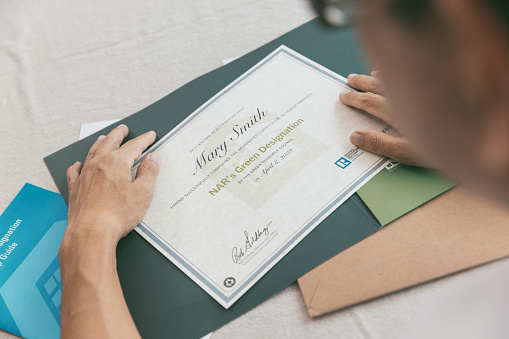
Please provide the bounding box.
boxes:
[325,0,509,203]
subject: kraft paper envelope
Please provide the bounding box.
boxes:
[298,186,509,317]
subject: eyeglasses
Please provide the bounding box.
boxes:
[310,0,358,27]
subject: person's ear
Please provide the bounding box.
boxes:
[436,0,509,105]
[436,0,509,176]
[476,107,509,177]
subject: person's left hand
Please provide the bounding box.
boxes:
[340,72,424,166]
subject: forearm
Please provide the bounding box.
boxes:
[60,125,160,337]
[59,224,140,339]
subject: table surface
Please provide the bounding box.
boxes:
[2,0,509,338]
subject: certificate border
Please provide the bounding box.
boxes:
[133,45,388,307]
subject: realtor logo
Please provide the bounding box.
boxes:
[335,157,352,169]
[385,161,400,171]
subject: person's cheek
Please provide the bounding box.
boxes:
[357,18,421,132]
[357,7,451,163]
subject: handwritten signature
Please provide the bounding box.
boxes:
[232,222,272,264]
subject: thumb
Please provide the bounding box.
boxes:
[135,152,162,188]
[350,129,422,166]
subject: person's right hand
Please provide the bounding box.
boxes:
[60,124,157,339]
[340,72,425,167]
[63,124,162,247]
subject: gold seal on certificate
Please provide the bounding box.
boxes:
[132,46,389,308]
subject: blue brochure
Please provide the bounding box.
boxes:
[0,183,67,339]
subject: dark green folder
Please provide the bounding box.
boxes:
[44,19,382,339]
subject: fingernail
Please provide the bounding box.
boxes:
[348,74,358,80]
[351,132,363,147]
[149,153,161,166]
[98,135,106,140]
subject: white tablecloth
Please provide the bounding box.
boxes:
[2,0,509,338]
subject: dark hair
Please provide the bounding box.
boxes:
[311,0,509,31]
[388,0,434,31]
[389,0,509,33]
[487,0,509,30]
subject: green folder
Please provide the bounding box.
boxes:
[357,163,455,226]
[44,19,384,338]
[44,17,456,338]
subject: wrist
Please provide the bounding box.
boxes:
[65,213,125,246]
[60,214,124,265]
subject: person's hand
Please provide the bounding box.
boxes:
[59,125,159,339]
[64,124,162,245]
[339,72,423,166]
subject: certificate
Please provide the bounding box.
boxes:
[133,46,389,308]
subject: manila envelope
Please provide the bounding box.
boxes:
[298,186,509,317]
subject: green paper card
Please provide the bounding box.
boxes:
[357,162,456,226]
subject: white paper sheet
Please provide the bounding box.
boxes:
[78,119,121,140]
[222,57,239,65]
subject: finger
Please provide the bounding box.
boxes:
[119,131,157,163]
[347,74,384,95]
[86,135,106,161]
[350,130,423,166]
[370,70,380,78]
[340,91,394,126]
[66,161,83,189]
[134,152,161,192]
[66,161,83,210]
[96,124,129,155]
